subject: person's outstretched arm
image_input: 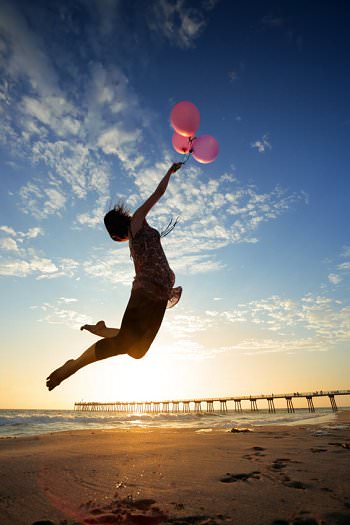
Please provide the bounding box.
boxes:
[132,163,182,226]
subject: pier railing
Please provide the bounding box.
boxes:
[74,389,350,414]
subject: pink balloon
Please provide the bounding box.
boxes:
[172,131,191,154]
[170,101,200,137]
[192,135,219,164]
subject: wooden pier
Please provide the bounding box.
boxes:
[74,389,350,414]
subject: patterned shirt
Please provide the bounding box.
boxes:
[129,221,182,308]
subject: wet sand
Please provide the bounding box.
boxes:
[0,411,349,525]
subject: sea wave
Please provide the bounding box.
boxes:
[0,408,340,437]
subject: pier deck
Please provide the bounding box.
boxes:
[74,389,350,414]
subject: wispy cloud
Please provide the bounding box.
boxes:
[80,164,306,282]
[0,225,79,279]
[165,286,350,360]
[208,292,350,346]
[0,2,148,227]
[83,246,133,286]
[223,337,329,355]
[0,0,306,285]
[147,0,217,49]
[33,299,91,330]
[322,245,350,288]
[328,273,342,285]
[228,70,238,82]
[0,237,19,252]
[337,262,350,272]
[19,181,67,219]
[160,308,224,361]
[251,134,272,153]
[0,256,58,278]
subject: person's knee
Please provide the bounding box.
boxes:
[127,347,148,360]
[128,352,144,360]
[127,339,150,360]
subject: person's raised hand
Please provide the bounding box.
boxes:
[169,162,183,174]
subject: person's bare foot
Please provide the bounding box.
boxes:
[80,320,106,336]
[46,359,76,391]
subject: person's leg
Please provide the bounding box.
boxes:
[46,289,167,391]
[127,297,167,360]
[46,335,130,391]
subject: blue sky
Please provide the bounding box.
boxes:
[0,0,349,408]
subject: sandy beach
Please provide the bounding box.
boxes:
[0,412,349,525]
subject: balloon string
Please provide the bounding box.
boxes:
[178,136,195,165]
[181,152,191,164]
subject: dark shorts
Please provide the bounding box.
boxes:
[95,288,167,361]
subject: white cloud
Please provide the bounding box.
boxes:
[328,273,342,285]
[338,262,350,271]
[19,181,67,219]
[24,227,43,239]
[251,134,272,153]
[0,225,43,243]
[0,225,16,236]
[22,95,80,137]
[58,297,78,304]
[36,258,80,280]
[0,237,19,252]
[0,224,79,279]
[97,127,143,170]
[0,256,57,278]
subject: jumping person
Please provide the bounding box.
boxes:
[46,163,183,391]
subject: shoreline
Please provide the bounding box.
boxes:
[0,412,349,524]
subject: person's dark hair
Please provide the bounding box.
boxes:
[104,202,132,240]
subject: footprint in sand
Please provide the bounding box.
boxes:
[83,496,166,525]
[271,460,289,470]
[83,496,227,525]
[243,446,267,461]
[283,480,309,490]
[220,471,260,483]
[31,521,56,525]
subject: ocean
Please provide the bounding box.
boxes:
[0,407,344,438]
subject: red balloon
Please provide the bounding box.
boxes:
[172,131,191,154]
[170,101,200,137]
[192,135,219,164]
